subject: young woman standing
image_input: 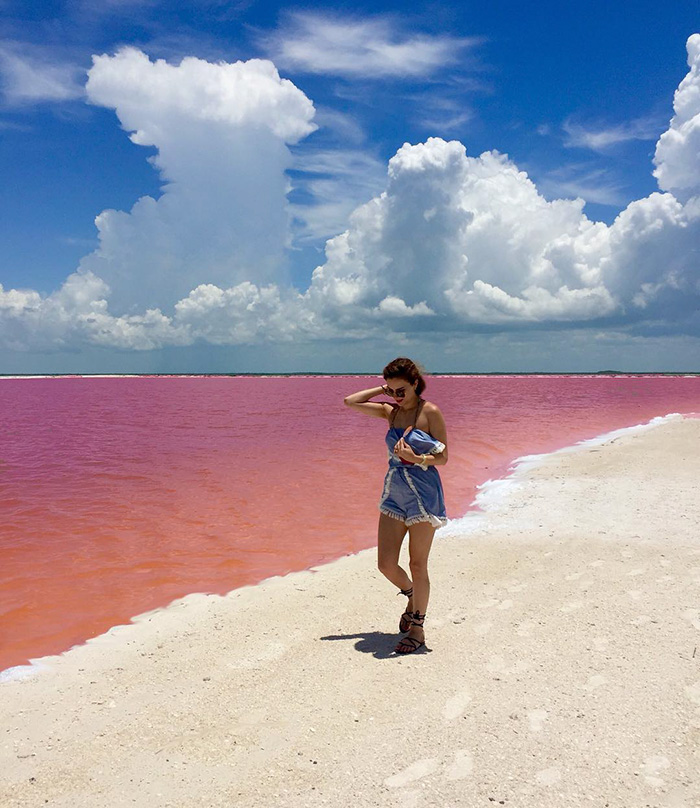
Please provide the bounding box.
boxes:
[343,358,448,654]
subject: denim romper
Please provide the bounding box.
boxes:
[378,398,448,528]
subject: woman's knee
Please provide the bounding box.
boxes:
[409,558,429,577]
[377,558,400,577]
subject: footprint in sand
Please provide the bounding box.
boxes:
[237,707,267,725]
[384,758,439,788]
[528,709,548,732]
[477,598,513,610]
[443,689,473,721]
[516,620,536,637]
[639,755,670,787]
[535,767,561,786]
[683,609,700,631]
[431,608,462,628]
[584,674,607,691]
[485,656,531,677]
[473,620,493,636]
[485,655,506,673]
[560,600,585,614]
[684,681,700,705]
[445,749,474,781]
[228,642,286,671]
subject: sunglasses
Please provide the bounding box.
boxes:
[384,384,410,398]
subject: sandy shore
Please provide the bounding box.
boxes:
[2,414,700,808]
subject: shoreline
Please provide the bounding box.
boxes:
[0,410,692,684]
[2,372,700,380]
[2,414,700,806]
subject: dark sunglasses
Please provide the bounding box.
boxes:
[385,384,408,398]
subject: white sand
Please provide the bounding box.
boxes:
[2,414,700,808]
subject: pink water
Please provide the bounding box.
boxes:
[1,374,699,674]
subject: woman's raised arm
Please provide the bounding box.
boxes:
[343,385,393,420]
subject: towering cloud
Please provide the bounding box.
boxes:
[653,33,700,201]
[81,47,316,315]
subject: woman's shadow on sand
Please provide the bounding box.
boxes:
[320,631,432,658]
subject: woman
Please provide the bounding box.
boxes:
[343,357,448,654]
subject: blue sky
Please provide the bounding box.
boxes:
[0,0,698,373]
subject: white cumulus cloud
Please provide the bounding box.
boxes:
[80,47,316,315]
[1,37,699,354]
[653,33,700,200]
[303,139,620,326]
[301,127,699,330]
[0,271,192,352]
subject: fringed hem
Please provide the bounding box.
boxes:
[378,506,406,522]
[378,506,448,528]
[405,514,448,528]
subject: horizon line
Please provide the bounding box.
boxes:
[2,370,699,378]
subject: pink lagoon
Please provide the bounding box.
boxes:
[1,372,699,675]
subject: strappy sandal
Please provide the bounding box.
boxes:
[395,611,426,654]
[397,587,413,633]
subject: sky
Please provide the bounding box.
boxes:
[0,0,698,373]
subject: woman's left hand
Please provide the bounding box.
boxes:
[394,437,419,463]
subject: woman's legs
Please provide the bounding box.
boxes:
[377,513,412,610]
[396,521,436,650]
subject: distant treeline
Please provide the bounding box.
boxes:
[2,371,699,378]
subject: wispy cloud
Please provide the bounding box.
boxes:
[0,117,32,131]
[535,163,628,207]
[290,147,387,244]
[0,42,85,105]
[286,104,386,244]
[416,94,475,134]
[67,0,160,16]
[562,115,663,152]
[262,11,483,80]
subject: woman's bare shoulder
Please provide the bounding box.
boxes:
[422,401,447,431]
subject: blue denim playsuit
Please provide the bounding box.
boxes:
[378,398,448,528]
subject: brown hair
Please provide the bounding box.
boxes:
[382,357,427,396]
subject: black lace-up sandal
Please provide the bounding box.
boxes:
[398,587,413,633]
[395,611,426,654]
